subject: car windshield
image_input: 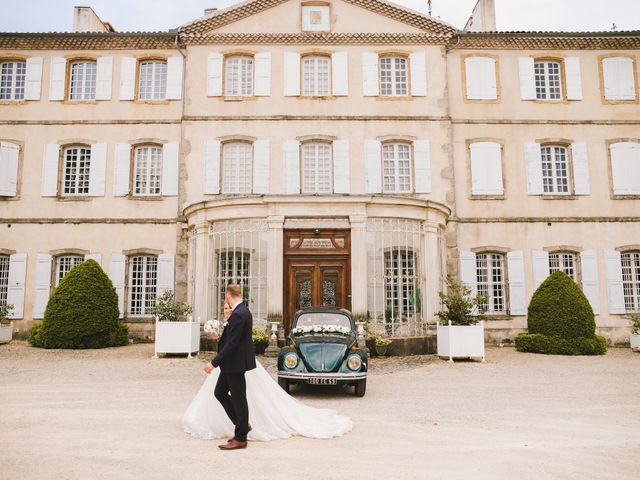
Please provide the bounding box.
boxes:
[295,313,352,330]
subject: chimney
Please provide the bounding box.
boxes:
[204,8,218,15]
[73,6,114,33]
[463,0,496,32]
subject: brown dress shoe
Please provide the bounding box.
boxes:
[218,439,248,450]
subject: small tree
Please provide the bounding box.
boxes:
[436,277,487,326]
[151,290,192,321]
[0,303,14,325]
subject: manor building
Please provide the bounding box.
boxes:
[1,0,639,347]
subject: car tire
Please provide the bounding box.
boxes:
[355,379,366,397]
[278,377,290,393]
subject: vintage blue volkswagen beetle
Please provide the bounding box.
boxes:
[277,308,368,397]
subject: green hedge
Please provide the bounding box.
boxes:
[515,333,608,355]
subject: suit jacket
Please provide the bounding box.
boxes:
[211,302,257,373]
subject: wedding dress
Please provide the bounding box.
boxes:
[182,360,353,441]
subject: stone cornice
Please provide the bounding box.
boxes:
[0,32,177,51]
[179,32,450,45]
[452,31,640,51]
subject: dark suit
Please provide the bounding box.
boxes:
[211,302,256,441]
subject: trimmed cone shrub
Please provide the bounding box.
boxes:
[29,260,128,349]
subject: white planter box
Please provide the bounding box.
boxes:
[631,334,640,352]
[0,323,13,344]
[437,321,485,363]
[154,320,200,358]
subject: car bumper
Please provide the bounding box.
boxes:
[278,371,367,382]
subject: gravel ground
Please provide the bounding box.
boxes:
[1,342,639,480]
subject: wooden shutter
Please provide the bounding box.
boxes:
[203,139,221,194]
[465,56,497,100]
[84,253,102,268]
[333,139,350,194]
[571,142,590,195]
[362,52,379,97]
[524,142,543,195]
[41,143,59,197]
[0,141,19,197]
[88,143,107,196]
[507,251,526,316]
[283,52,300,97]
[207,53,223,97]
[409,52,427,97]
[331,52,348,96]
[580,250,600,315]
[603,57,636,100]
[459,251,478,297]
[32,253,52,319]
[166,56,183,100]
[7,253,27,319]
[519,56,536,100]
[25,57,43,101]
[532,250,550,289]
[610,142,640,195]
[604,250,625,314]
[364,140,382,193]
[95,56,113,100]
[564,57,583,101]
[108,253,126,318]
[161,142,179,196]
[254,52,271,97]
[253,139,270,194]
[156,253,175,297]
[283,140,300,194]
[413,139,431,194]
[119,57,136,101]
[470,142,503,195]
[113,143,131,196]
[49,57,66,101]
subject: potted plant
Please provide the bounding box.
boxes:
[151,290,197,358]
[629,314,640,352]
[435,277,487,363]
[0,303,14,344]
[252,325,269,355]
[372,331,392,356]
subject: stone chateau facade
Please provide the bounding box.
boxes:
[0,0,639,348]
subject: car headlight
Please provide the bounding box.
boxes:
[283,353,299,369]
[347,354,362,371]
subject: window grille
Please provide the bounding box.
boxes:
[622,251,640,312]
[69,61,96,100]
[379,57,408,96]
[138,61,167,100]
[301,143,332,194]
[128,255,158,316]
[225,57,253,96]
[0,61,26,100]
[0,255,9,307]
[476,253,506,314]
[222,143,252,194]
[534,61,562,100]
[382,143,412,193]
[549,252,577,280]
[134,146,162,196]
[541,145,569,194]
[63,147,91,195]
[302,56,330,96]
[55,255,83,286]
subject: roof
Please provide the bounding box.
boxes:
[454,30,640,50]
[0,32,177,50]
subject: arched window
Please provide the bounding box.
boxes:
[379,56,408,96]
[0,61,26,100]
[476,252,506,314]
[133,145,162,196]
[622,251,640,312]
[62,145,91,196]
[128,255,158,316]
[222,142,252,194]
[225,56,253,97]
[138,60,167,100]
[69,61,96,100]
[549,251,577,281]
[55,254,84,286]
[302,56,330,96]
[534,60,562,100]
[382,142,412,193]
[301,142,332,194]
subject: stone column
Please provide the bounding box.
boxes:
[192,222,210,323]
[423,221,443,323]
[349,215,368,319]
[267,216,285,334]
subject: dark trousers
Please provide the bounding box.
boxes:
[214,370,249,441]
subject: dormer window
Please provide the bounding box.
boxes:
[302,4,330,32]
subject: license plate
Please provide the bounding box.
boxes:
[308,378,337,385]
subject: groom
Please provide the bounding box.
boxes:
[203,284,257,450]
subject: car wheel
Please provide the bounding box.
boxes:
[278,377,290,393]
[355,379,366,397]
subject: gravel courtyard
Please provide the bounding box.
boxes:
[1,342,639,480]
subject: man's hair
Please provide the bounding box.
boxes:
[225,284,242,298]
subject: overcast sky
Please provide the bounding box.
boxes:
[0,0,638,33]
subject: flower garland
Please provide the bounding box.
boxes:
[292,325,352,335]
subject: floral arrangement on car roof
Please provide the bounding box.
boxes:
[292,325,352,335]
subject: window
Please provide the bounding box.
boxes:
[621,251,640,312]
[476,253,506,314]
[55,255,83,286]
[549,252,577,281]
[384,249,418,321]
[133,146,162,196]
[541,145,569,194]
[534,61,562,100]
[217,251,250,312]
[601,56,637,101]
[610,141,640,195]
[222,142,252,194]
[382,143,412,193]
[63,146,91,196]
[301,142,332,194]
[302,56,330,96]
[0,61,26,100]
[0,254,9,307]
[225,57,253,97]
[380,57,408,96]
[138,61,167,100]
[301,5,330,31]
[128,255,157,316]
[69,61,96,100]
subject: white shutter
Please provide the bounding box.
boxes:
[524,142,543,195]
[254,52,271,97]
[0,141,19,197]
[362,52,379,97]
[207,53,223,97]
[364,139,382,194]
[604,250,625,314]
[331,52,348,97]
[95,56,113,100]
[253,139,270,194]
[409,52,427,97]
[203,139,221,194]
[580,250,600,315]
[470,142,503,195]
[413,139,431,194]
[41,143,59,197]
[283,52,300,97]
[465,56,497,100]
[161,142,179,196]
[283,140,300,194]
[84,253,102,267]
[108,254,126,318]
[156,253,175,297]
[7,253,27,319]
[519,56,536,100]
[333,139,350,194]
[32,253,52,319]
[166,56,183,100]
[113,143,131,196]
[532,250,550,289]
[564,57,582,101]
[571,142,590,195]
[603,57,636,101]
[49,57,66,101]
[507,251,526,316]
[119,57,136,101]
[459,251,478,297]
[88,143,107,197]
[25,57,43,101]
[610,142,640,195]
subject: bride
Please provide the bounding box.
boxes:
[182,302,353,441]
